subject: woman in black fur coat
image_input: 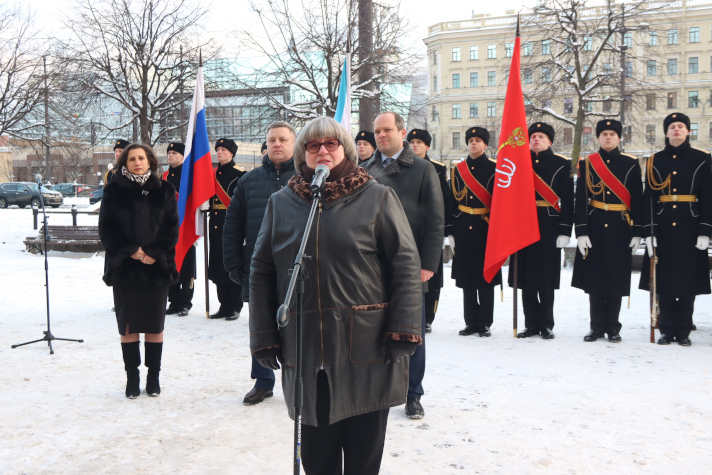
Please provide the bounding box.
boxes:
[99,143,179,399]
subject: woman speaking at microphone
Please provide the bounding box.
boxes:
[249,117,422,474]
[99,143,179,399]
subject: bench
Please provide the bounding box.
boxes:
[24,225,104,254]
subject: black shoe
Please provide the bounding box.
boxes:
[517,328,539,338]
[459,326,477,336]
[178,308,189,317]
[243,387,273,405]
[166,307,179,315]
[478,327,491,337]
[583,330,605,342]
[541,328,555,340]
[111,307,115,312]
[144,342,162,397]
[678,338,692,347]
[121,341,141,399]
[657,334,673,345]
[425,323,432,333]
[208,309,226,319]
[225,311,240,321]
[691,324,697,331]
[406,397,424,419]
[608,332,622,343]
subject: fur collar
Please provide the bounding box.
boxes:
[287,166,372,203]
[370,140,415,177]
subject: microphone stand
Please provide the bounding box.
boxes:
[12,177,84,354]
[276,187,323,475]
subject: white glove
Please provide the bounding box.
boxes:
[629,237,641,255]
[696,235,710,251]
[448,235,455,256]
[645,236,657,250]
[577,236,592,256]
[555,235,570,248]
[199,200,209,211]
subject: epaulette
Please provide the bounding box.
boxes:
[429,159,445,167]
[621,153,638,160]
[554,153,571,161]
[234,165,246,171]
[488,157,497,163]
[691,147,711,154]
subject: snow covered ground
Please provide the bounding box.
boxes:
[1,205,712,474]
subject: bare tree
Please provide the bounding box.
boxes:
[58,0,215,145]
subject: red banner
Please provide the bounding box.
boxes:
[483,35,540,283]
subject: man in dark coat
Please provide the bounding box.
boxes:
[511,122,574,340]
[362,111,444,420]
[223,121,297,405]
[355,130,376,164]
[208,138,246,321]
[639,112,712,346]
[162,142,196,317]
[407,128,452,333]
[572,119,643,343]
[104,139,130,185]
[450,126,502,338]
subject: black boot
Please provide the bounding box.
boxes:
[145,342,163,397]
[121,341,141,399]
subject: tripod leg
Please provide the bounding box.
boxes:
[48,339,54,355]
[11,338,47,348]
[54,338,85,343]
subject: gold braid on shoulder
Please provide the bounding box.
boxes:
[646,153,671,192]
[451,167,467,202]
[585,157,605,196]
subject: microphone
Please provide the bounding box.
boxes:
[310,164,330,194]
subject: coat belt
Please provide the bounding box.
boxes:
[212,203,228,210]
[658,194,697,203]
[458,204,490,223]
[589,199,627,212]
[536,200,555,207]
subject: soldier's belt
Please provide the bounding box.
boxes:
[458,204,489,215]
[536,200,554,207]
[658,194,697,203]
[589,199,628,212]
[212,203,228,210]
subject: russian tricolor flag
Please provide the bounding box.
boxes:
[333,52,351,132]
[175,64,215,272]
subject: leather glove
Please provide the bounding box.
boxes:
[448,235,455,256]
[696,235,710,251]
[555,235,570,248]
[645,236,657,250]
[384,340,417,365]
[199,200,210,211]
[255,347,284,371]
[229,267,244,285]
[629,237,641,255]
[577,236,592,256]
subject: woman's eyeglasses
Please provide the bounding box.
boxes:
[305,139,341,153]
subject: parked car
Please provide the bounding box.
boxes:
[52,183,93,197]
[0,182,63,209]
[89,187,104,205]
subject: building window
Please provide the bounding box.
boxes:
[709,122,712,141]
[583,127,592,145]
[646,125,656,143]
[452,47,461,62]
[649,31,658,46]
[452,132,461,149]
[470,46,478,60]
[603,100,612,112]
[563,127,573,145]
[452,73,461,88]
[667,92,677,108]
[432,135,437,150]
[690,123,698,141]
[542,67,551,83]
[542,39,551,55]
[523,69,533,84]
[583,36,593,51]
[603,63,612,75]
[433,75,438,91]
[524,99,533,115]
[542,99,552,109]
[667,58,678,75]
[523,42,533,56]
[564,98,573,114]
[689,57,699,74]
[647,60,657,76]
[505,43,513,58]
[487,102,496,117]
[432,106,437,121]
[690,27,700,43]
[470,103,479,118]
[487,71,496,86]
[452,104,461,118]
[646,94,656,110]
[583,101,592,112]
[470,72,478,87]
[433,52,437,65]
[668,29,678,44]
[689,91,699,108]
[623,32,632,48]
[487,44,496,59]
[625,61,633,78]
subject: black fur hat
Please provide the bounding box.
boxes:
[215,138,238,157]
[261,141,267,153]
[167,142,185,155]
[663,112,691,133]
[595,119,622,138]
[113,139,131,151]
[407,129,432,147]
[355,131,376,149]
[465,126,490,146]
[528,122,555,144]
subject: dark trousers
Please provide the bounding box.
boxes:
[216,282,243,313]
[463,285,495,330]
[251,354,275,390]
[658,294,695,340]
[302,371,389,475]
[589,294,622,334]
[168,278,194,310]
[522,289,555,331]
[424,287,440,325]
[407,294,426,400]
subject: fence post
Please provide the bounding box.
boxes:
[71,206,78,226]
[33,208,38,230]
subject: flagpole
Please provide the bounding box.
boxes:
[197,49,211,320]
[511,15,521,338]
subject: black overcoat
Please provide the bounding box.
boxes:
[572,147,643,297]
[639,139,712,297]
[424,154,452,292]
[508,148,574,291]
[209,160,245,285]
[163,163,196,281]
[450,154,502,289]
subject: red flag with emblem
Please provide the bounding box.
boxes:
[483,23,540,283]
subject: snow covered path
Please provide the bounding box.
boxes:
[1,207,711,474]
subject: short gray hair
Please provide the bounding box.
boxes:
[375,111,406,131]
[293,117,358,170]
[266,120,296,138]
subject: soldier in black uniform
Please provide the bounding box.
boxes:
[572,120,643,343]
[408,128,452,333]
[512,122,574,340]
[451,126,502,337]
[640,112,712,346]
[162,142,196,317]
[104,139,131,185]
[355,130,376,164]
[209,138,246,320]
